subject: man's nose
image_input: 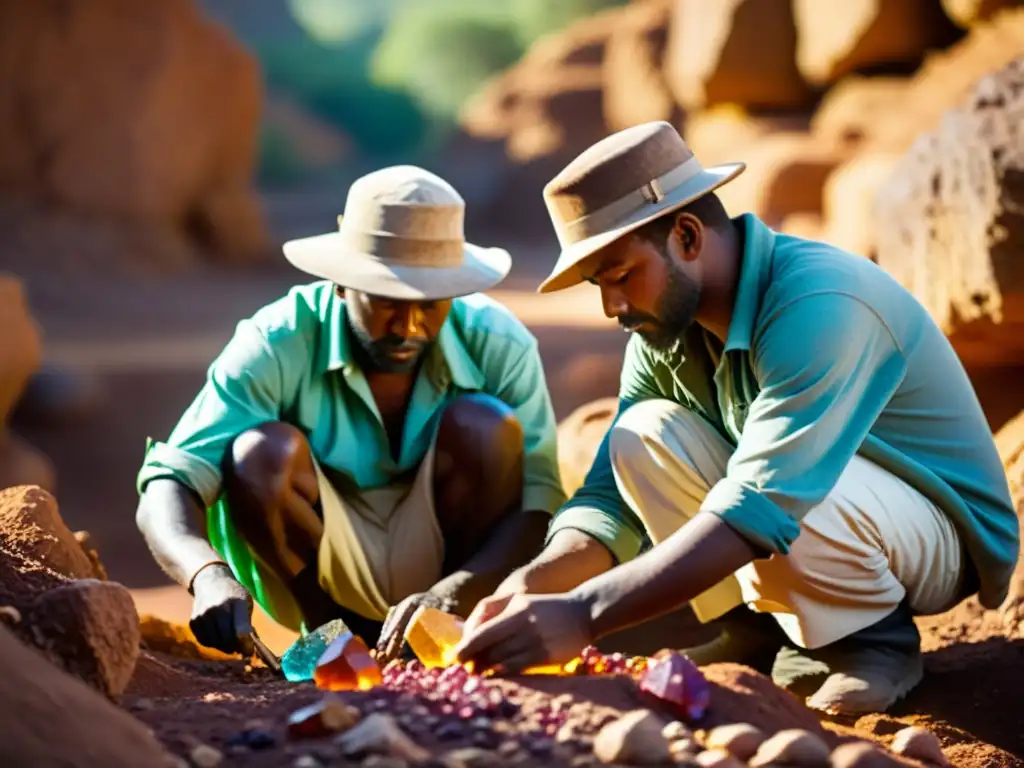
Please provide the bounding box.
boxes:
[600,286,628,320]
[393,306,427,339]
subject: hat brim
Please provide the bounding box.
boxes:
[282,234,512,301]
[537,162,747,294]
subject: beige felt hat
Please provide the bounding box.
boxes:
[538,121,746,293]
[283,165,511,301]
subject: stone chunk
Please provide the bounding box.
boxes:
[638,650,710,721]
[705,723,766,761]
[943,0,1021,27]
[287,696,361,740]
[749,728,831,767]
[593,708,671,765]
[335,713,429,763]
[830,742,914,767]
[25,578,141,697]
[889,726,950,767]
[282,619,352,682]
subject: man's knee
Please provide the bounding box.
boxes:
[226,421,313,499]
[609,398,691,469]
[436,393,524,464]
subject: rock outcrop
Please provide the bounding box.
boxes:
[664,0,812,111]
[0,624,174,767]
[791,0,962,86]
[0,0,269,265]
[0,485,140,697]
[872,56,1024,362]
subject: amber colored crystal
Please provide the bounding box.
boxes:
[287,696,360,740]
[405,606,466,668]
[313,631,382,691]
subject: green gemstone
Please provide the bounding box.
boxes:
[280,619,352,682]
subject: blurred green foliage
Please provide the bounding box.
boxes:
[249,0,626,182]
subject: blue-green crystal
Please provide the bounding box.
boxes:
[280,619,351,682]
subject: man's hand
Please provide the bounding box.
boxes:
[375,591,456,664]
[189,564,255,657]
[453,593,594,675]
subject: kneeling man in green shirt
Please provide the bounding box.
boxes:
[454,122,1019,714]
[135,166,565,661]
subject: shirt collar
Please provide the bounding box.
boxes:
[723,213,777,354]
[320,291,485,391]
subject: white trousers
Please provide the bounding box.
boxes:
[609,400,966,649]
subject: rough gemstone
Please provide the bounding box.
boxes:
[313,632,382,691]
[405,606,465,667]
[638,650,710,721]
[287,697,361,740]
[281,620,353,682]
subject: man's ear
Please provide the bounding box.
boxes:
[670,212,703,263]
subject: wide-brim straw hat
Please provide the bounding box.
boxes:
[283,165,511,301]
[538,121,746,293]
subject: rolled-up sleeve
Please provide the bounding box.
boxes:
[136,320,284,507]
[544,337,663,563]
[491,340,567,516]
[702,292,908,554]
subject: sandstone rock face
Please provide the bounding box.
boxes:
[943,0,1022,27]
[0,0,268,262]
[665,0,812,110]
[714,132,849,226]
[603,0,679,133]
[872,57,1024,344]
[809,76,911,148]
[0,624,173,767]
[816,151,904,258]
[0,485,94,604]
[684,107,811,168]
[25,579,141,698]
[792,0,961,86]
[556,398,618,497]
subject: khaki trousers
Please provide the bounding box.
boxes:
[254,438,445,628]
[610,400,965,649]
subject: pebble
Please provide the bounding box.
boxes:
[497,741,521,757]
[527,737,554,756]
[188,744,223,768]
[131,697,155,712]
[441,747,499,768]
[0,606,23,624]
[434,721,465,740]
[662,721,692,742]
[695,749,746,767]
[335,713,430,763]
[593,709,671,766]
[749,729,830,767]
[226,728,276,750]
[890,726,950,767]
[292,757,323,768]
[704,723,766,762]
[361,757,411,768]
[830,742,910,768]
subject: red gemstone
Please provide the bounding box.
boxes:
[637,649,709,721]
[313,632,382,691]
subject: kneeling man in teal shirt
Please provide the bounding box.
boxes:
[454,122,1019,714]
[135,166,565,661]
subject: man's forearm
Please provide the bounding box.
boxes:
[571,511,757,639]
[433,508,551,615]
[494,525,616,597]
[136,478,224,588]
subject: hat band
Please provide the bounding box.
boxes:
[560,156,703,245]
[337,229,466,267]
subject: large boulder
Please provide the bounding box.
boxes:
[0,0,269,263]
[872,56,1024,363]
[664,0,813,111]
[0,624,174,767]
[791,0,962,86]
[0,485,94,604]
